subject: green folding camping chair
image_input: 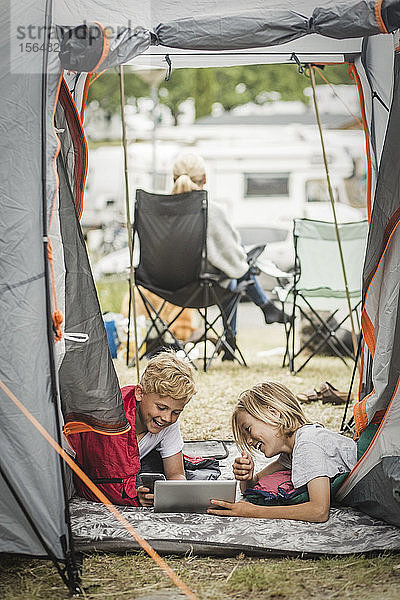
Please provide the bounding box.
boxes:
[279,218,368,374]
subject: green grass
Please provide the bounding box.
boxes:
[2,553,400,600]
[95,276,129,314]
[1,283,397,600]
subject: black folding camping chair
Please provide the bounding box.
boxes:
[130,189,251,371]
[279,218,368,374]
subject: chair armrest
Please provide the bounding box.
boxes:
[246,244,266,266]
[256,256,291,279]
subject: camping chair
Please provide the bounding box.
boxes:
[130,189,250,371]
[279,218,368,374]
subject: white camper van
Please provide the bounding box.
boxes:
[87,122,365,276]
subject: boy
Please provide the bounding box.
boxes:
[134,351,196,505]
[69,351,196,506]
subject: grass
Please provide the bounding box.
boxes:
[2,552,400,600]
[1,293,398,600]
[95,276,128,314]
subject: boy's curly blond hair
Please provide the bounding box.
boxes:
[140,351,196,402]
[232,381,311,453]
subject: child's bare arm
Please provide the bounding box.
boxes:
[163,451,186,480]
[208,476,331,523]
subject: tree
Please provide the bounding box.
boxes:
[87,63,355,124]
[193,68,217,119]
[158,69,194,125]
[86,69,150,114]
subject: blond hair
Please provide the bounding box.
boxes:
[232,381,311,454]
[140,350,196,402]
[172,152,206,194]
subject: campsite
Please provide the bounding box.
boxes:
[1,320,400,599]
[1,1,400,599]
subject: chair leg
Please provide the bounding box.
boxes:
[290,297,361,374]
[289,292,299,373]
[129,288,202,369]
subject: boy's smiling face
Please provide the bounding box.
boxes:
[135,385,188,435]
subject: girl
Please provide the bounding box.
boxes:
[208,381,357,522]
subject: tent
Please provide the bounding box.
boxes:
[1,0,400,592]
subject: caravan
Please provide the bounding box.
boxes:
[89,121,364,274]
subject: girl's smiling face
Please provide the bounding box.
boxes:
[237,410,293,457]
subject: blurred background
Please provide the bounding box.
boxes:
[82,64,366,314]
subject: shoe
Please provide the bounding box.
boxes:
[296,388,322,403]
[318,381,350,405]
[261,302,291,325]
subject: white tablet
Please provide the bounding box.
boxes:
[154,480,237,513]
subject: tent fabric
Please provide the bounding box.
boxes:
[337,380,400,525]
[56,148,127,435]
[0,4,71,560]
[154,1,397,51]
[59,25,151,73]
[54,0,364,69]
[336,51,400,513]
[355,48,400,429]
[54,77,128,435]
[358,35,394,188]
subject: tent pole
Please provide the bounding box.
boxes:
[119,65,140,383]
[308,65,359,361]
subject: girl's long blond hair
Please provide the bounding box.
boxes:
[232,381,312,454]
[172,152,206,194]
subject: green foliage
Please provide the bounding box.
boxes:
[87,63,354,123]
[87,69,150,114]
[193,68,217,118]
[158,68,194,125]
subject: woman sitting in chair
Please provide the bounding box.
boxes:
[171,152,289,360]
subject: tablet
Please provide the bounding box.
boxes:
[154,480,237,513]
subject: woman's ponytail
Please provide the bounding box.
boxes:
[172,173,198,194]
[172,152,206,194]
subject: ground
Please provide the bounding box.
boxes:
[1,303,399,600]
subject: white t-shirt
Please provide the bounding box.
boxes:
[279,424,357,488]
[138,420,184,459]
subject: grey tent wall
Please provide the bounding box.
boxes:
[353,35,394,404]
[0,3,70,560]
[362,42,400,415]
[335,47,400,520]
[0,4,150,563]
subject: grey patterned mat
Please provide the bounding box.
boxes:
[70,442,400,557]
